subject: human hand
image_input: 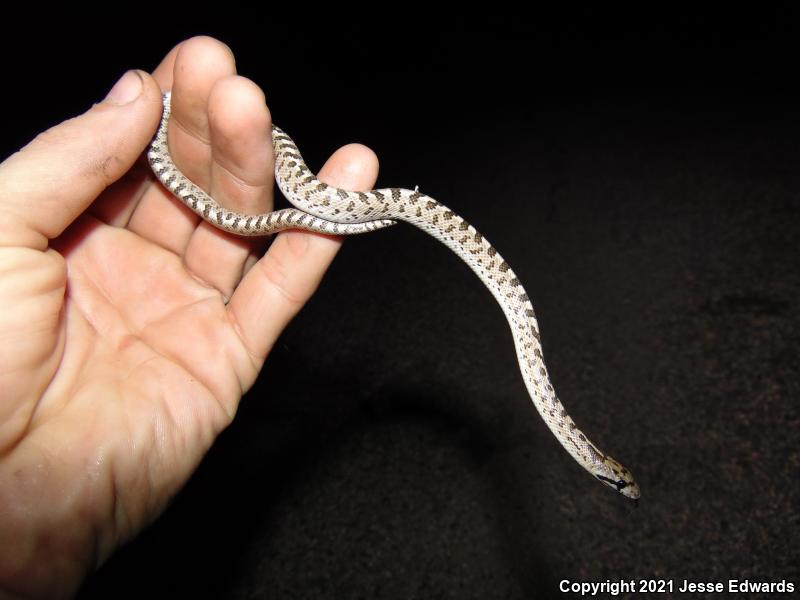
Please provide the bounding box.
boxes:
[0,36,379,599]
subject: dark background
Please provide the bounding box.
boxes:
[3,10,798,599]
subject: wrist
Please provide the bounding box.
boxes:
[0,455,100,599]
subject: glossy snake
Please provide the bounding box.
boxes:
[148,92,639,499]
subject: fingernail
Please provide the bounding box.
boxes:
[105,70,143,105]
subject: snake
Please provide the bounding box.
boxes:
[147,91,640,500]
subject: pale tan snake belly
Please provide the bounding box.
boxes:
[147,92,640,500]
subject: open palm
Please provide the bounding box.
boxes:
[0,37,379,598]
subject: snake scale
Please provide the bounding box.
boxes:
[148,92,639,500]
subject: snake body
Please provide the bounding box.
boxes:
[148,92,639,499]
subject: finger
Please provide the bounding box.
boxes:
[228,142,379,372]
[151,38,183,89]
[182,76,274,300]
[127,36,237,255]
[0,71,163,249]
[87,37,184,229]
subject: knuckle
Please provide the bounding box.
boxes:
[259,248,309,310]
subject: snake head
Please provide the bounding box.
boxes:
[595,456,640,500]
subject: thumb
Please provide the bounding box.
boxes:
[0,70,163,249]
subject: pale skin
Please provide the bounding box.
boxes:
[0,37,380,599]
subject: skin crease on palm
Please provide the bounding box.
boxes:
[0,37,380,599]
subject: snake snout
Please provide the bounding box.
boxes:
[595,474,640,499]
[595,455,640,500]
